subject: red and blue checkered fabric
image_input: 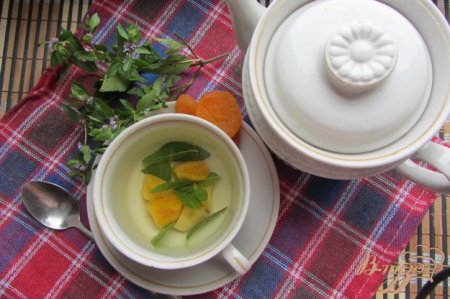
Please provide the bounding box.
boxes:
[0,0,445,298]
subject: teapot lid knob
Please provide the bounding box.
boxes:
[325,22,398,93]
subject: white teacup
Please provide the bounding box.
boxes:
[93,114,251,274]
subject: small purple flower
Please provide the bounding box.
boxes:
[123,41,137,54]
[75,164,88,172]
[123,42,131,53]
[77,142,83,151]
[48,37,60,51]
[109,116,119,130]
[131,51,139,59]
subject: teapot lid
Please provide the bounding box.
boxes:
[263,0,432,153]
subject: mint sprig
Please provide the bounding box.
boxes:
[46,15,228,183]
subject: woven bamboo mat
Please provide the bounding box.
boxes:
[1,1,449,298]
[0,0,92,118]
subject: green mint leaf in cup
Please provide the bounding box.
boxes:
[150,180,191,193]
[186,207,228,240]
[150,180,208,209]
[174,184,208,209]
[142,142,211,166]
[151,222,174,247]
[142,161,172,182]
[197,172,221,188]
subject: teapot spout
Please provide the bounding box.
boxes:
[223,0,266,52]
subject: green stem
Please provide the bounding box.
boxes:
[174,33,199,60]
[83,122,88,144]
[190,52,229,67]
[169,66,201,101]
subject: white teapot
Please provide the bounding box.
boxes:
[224,0,450,193]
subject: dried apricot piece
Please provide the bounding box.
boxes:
[140,174,174,201]
[174,205,207,231]
[175,94,197,115]
[195,90,242,138]
[201,185,213,212]
[174,161,210,181]
[146,193,183,229]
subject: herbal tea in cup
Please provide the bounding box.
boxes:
[93,114,251,273]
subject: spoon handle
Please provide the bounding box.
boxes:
[75,222,94,240]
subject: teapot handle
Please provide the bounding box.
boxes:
[395,142,450,194]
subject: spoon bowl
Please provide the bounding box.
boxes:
[21,181,93,239]
[20,181,182,298]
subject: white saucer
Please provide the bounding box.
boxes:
[86,108,280,296]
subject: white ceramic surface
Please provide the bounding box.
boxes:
[264,0,431,153]
[325,22,398,90]
[226,0,450,193]
[87,120,280,296]
[92,113,251,271]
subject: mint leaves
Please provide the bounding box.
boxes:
[49,14,228,183]
[142,142,211,166]
[143,142,216,209]
[150,222,175,247]
[141,141,211,182]
[143,142,226,247]
[186,207,227,240]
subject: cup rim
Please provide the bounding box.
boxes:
[93,113,251,269]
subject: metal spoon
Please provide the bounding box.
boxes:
[20,181,182,298]
[21,181,93,239]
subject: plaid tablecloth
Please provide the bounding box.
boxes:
[0,0,447,298]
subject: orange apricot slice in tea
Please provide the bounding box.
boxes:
[175,93,197,115]
[140,174,174,201]
[146,193,183,229]
[174,205,207,232]
[195,90,242,138]
[173,161,210,181]
[201,185,213,212]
